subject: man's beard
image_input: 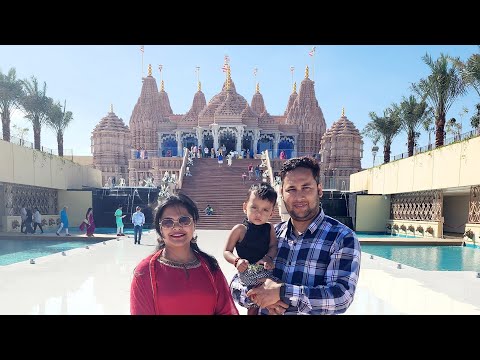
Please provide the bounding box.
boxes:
[285,198,321,221]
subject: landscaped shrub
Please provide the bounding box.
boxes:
[416,225,424,233]
[408,225,415,233]
[400,224,407,232]
[464,229,474,240]
[426,226,434,235]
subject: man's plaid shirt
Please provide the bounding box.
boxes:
[230,208,361,315]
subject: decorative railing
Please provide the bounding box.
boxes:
[468,186,480,224]
[391,190,443,221]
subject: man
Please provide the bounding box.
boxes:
[20,205,27,234]
[131,206,145,245]
[204,204,214,216]
[56,206,71,236]
[32,207,44,234]
[230,156,361,315]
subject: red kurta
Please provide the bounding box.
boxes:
[130,250,239,315]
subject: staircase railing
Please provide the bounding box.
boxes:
[176,148,190,191]
[264,150,289,222]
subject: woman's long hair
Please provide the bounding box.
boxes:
[85,207,92,219]
[154,193,219,271]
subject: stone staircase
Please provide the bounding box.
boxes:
[179,158,282,230]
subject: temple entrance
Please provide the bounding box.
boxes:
[203,134,213,152]
[162,139,178,157]
[242,136,253,158]
[219,131,236,155]
[182,135,197,156]
[278,139,294,159]
[257,137,273,158]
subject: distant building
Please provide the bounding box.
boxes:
[91,63,363,188]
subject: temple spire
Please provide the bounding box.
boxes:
[110,104,113,113]
[305,66,309,79]
[148,64,152,76]
[196,66,201,91]
[342,107,345,117]
[256,82,260,93]
[293,81,297,94]
[226,66,231,91]
[161,80,165,91]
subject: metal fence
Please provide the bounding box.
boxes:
[392,129,479,162]
[7,135,74,160]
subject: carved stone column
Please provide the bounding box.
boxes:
[273,132,280,158]
[236,125,245,153]
[175,130,182,157]
[196,127,203,149]
[211,124,219,151]
[253,129,260,156]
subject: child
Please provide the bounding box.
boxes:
[223,183,278,315]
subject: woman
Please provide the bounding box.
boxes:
[130,193,238,315]
[80,208,96,237]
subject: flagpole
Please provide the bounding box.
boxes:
[141,45,144,78]
[290,66,295,91]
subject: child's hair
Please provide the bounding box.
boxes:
[245,183,277,205]
[154,193,219,271]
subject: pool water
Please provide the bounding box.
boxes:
[0,238,104,266]
[362,244,480,271]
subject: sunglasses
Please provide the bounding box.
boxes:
[160,215,193,228]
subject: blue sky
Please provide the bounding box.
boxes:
[0,45,478,169]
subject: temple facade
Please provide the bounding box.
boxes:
[91,63,364,188]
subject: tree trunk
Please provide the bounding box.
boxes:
[33,122,41,150]
[435,113,446,147]
[408,130,415,157]
[57,132,63,157]
[383,143,390,164]
[1,111,10,142]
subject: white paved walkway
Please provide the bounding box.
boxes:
[1,229,479,315]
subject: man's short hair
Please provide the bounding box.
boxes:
[136,206,141,210]
[280,156,320,184]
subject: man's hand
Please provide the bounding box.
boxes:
[246,278,282,308]
[265,300,289,315]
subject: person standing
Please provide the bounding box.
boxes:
[130,193,239,315]
[115,205,126,236]
[231,156,361,315]
[80,208,96,237]
[32,208,44,234]
[20,205,27,234]
[56,206,71,236]
[131,206,145,245]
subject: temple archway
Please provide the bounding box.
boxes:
[278,138,294,159]
[257,135,273,158]
[219,129,236,155]
[162,136,178,157]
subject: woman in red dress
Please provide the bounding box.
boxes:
[130,193,239,315]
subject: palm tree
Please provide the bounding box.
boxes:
[471,103,480,134]
[393,95,428,157]
[46,99,73,156]
[20,76,50,150]
[412,53,466,147]
[362,107,402,164]
[0,68,24,142]
[450,46,480,97]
